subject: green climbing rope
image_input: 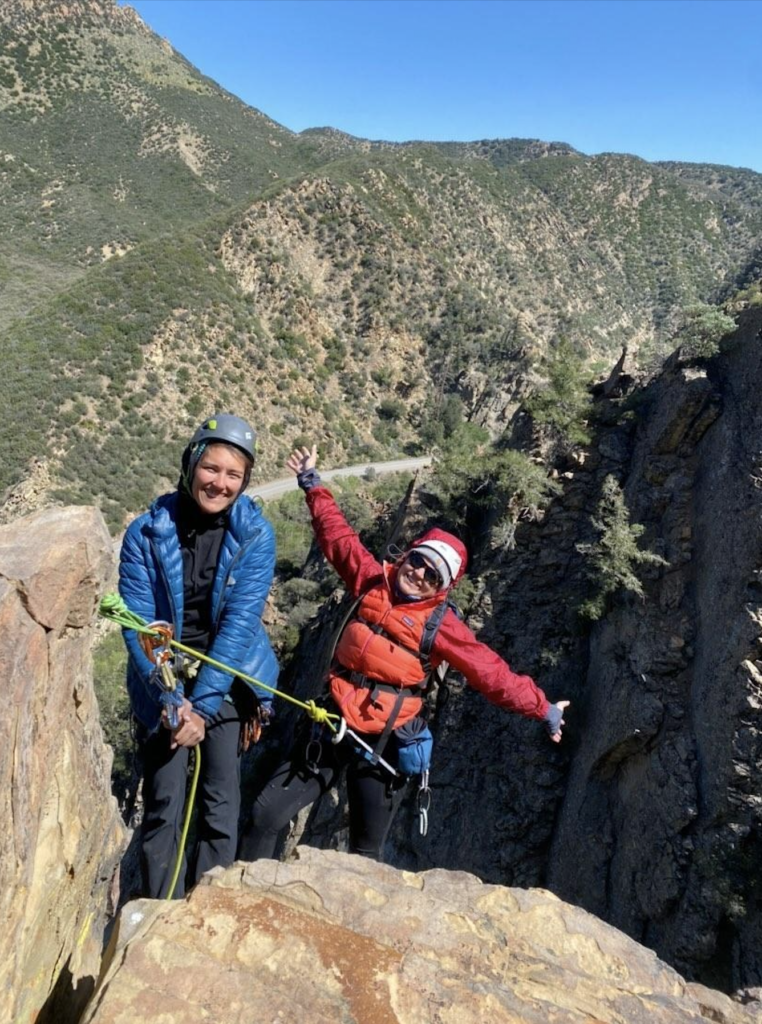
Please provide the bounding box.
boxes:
[99,593,341,731]
[165,746,200,901]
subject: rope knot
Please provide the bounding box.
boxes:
[305,700,331,725]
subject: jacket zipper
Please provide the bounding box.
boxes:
[150,536,180,636]
[211,531,258,636]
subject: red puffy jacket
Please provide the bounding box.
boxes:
[331,565,450,732]
[306,486,550,734]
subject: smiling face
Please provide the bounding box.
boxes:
[396,550,443,599]
[190,443,249,515]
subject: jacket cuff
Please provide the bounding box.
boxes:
[297,468,322,491]
[189,699,215,723]
[543,703,562,735]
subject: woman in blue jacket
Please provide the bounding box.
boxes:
[119,414,279,898]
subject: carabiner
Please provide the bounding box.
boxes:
[304,739,322,775]
[416,782,432,837]
[331,717,348,744]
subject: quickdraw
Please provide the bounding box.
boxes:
[138,620,181,729]
[416,770,431,836]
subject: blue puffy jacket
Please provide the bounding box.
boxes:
[119,490,279,731]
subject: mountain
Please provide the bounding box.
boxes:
[2,0,762,529]
[0,0,325,329]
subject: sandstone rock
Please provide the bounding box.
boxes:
[83,849,756,1024]
[0,506,126,1024]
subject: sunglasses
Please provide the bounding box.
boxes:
[406,550,442,588]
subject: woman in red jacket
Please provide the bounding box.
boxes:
[242,445,569,862]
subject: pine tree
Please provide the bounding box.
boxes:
[577,475,667,620]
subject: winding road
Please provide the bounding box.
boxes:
[248,456,432,501]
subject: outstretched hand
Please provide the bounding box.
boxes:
[287,444,318,476]
[548,700,570,744]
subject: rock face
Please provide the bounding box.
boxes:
[0,506,126,1024]
[548,309,762,988]
[83,848,756,1024]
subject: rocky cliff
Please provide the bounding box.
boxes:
[82,849,758,1024]
[0,506,126,1024]
[548,307,762,990]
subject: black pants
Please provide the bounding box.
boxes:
[139,698,243,899]
[241,726,408,862]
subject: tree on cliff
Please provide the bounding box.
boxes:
[523,338,593,458]
[577,475,667,620]
[678,303,736,360]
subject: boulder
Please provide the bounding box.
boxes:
[83,848,755,1024]
[0,506,126,1024]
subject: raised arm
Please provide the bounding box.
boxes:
[288,444,383,596]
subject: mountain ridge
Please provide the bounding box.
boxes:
[1,0,761,530]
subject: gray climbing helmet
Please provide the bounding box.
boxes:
[190,414,256,459]
[181,414,256,493]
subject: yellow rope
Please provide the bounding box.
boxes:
[305,699,334,726]
[99,594,341,731]
[165,745,201,901]
[169,639,340,732]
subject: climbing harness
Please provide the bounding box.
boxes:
[320,591,463,835]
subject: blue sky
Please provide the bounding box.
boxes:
[120,0,761,172]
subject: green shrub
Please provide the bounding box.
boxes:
[677,304,736,360]
[440,394,464,438]
[431,422,559,528]
[577,475,667,620]
[266,490,313,571]
[92,629,133,803]
[377,398,406,421]
[371,366,393,387]
[523,338,593,452]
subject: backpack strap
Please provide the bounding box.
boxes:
[368,686,408,765]
[419,597,461,675]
